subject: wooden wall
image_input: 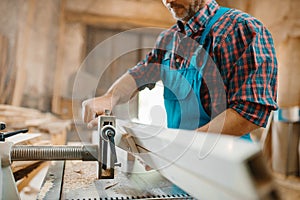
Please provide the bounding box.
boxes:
[0,1,26,105]
[0,0,61,111]
[0,0,299,117]
[52,0,174,118]
[0,0,174,116]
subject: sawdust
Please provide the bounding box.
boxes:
[36,177,54,200]
[101,168,115,177]
[63,161,97,193]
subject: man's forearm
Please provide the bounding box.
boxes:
[106,72,138,106]
[196,108,260,136]
[82,72,138,128]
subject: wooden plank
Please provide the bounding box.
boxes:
[0,34,16,104]
[0,34,8,104]
[0,104,70,146]
[52,22,86,119]
[16,161,49,192]
[6,133,41,144]
[0,104,44,116]
[65,0,174,26]
[65,11,172,29]
[52,0,66,115]
[12,0,37,106]
[121,122,276,200]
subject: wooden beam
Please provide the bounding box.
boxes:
[16,161,49,192]
[52,0,67,115]
[12,0,37,106]
[65,11,173,30]
[121,122,276,200]
[65,0,173,25]
[0,34,9,104]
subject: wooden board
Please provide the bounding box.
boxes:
[12,0,37,106]
[6,133,41,145]
[120,121,277,200]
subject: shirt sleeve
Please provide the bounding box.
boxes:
[217,20,278,127]
[128,31,168,91]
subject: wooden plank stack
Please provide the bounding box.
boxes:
[0,104,72,195]
[0,104,71,145]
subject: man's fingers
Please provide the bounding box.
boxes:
[82,97,109,126]
[82,100,100,124]
[82,100,91,123]
[87,118,98,129]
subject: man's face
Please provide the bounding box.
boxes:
[162,0,203,22]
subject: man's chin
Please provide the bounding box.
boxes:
[172,13,188,21]
[171,9,194,22]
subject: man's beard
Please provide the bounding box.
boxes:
[170,0,203,22]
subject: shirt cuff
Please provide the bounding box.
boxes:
[229,101,273,127]
[128,67,156,91]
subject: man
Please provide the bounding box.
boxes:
[82,0,278,139]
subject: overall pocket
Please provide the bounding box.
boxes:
[162,68,200,129]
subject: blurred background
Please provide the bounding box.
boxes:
[0,0,299,199]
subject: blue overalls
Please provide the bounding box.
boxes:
[160,7,252,141]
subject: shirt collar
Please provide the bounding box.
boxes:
[176,0,219,36]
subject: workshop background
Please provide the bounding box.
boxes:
[0,0,299,199]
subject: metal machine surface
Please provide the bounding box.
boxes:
[0,112,121,200]
[98,110,120,179]
[1,143,99,199]
[38,114,194,200]
[41,159,193,200]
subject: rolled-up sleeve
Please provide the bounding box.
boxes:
[128,49,161,90]
[128,32,168,91]
[218,20,278,127]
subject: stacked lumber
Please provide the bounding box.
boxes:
[0,104,71,145]
[0,104,72,195]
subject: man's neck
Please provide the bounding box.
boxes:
[181,0,208,24]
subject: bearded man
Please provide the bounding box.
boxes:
[82,0,278,141]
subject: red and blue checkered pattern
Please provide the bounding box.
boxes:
[129,0,278,127]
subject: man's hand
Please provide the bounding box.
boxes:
[82,94,114,128]
[82,73,139,128]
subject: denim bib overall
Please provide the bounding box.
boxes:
[161,7,252,141]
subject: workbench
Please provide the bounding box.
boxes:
[38,151,194,200]
[35,119,280,200]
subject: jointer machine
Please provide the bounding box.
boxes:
[0,111,281,200]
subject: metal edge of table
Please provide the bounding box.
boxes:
[37,161,65,200]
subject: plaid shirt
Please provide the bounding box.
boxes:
[129,0,278,127]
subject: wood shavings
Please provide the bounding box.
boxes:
[36,177,54,200]
[73,169,82,174]
[105,182,119,190]
[63,161,97,193]
[101,168,116,178]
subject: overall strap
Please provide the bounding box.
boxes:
[199,7,230,45]
[191,7,230,71]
